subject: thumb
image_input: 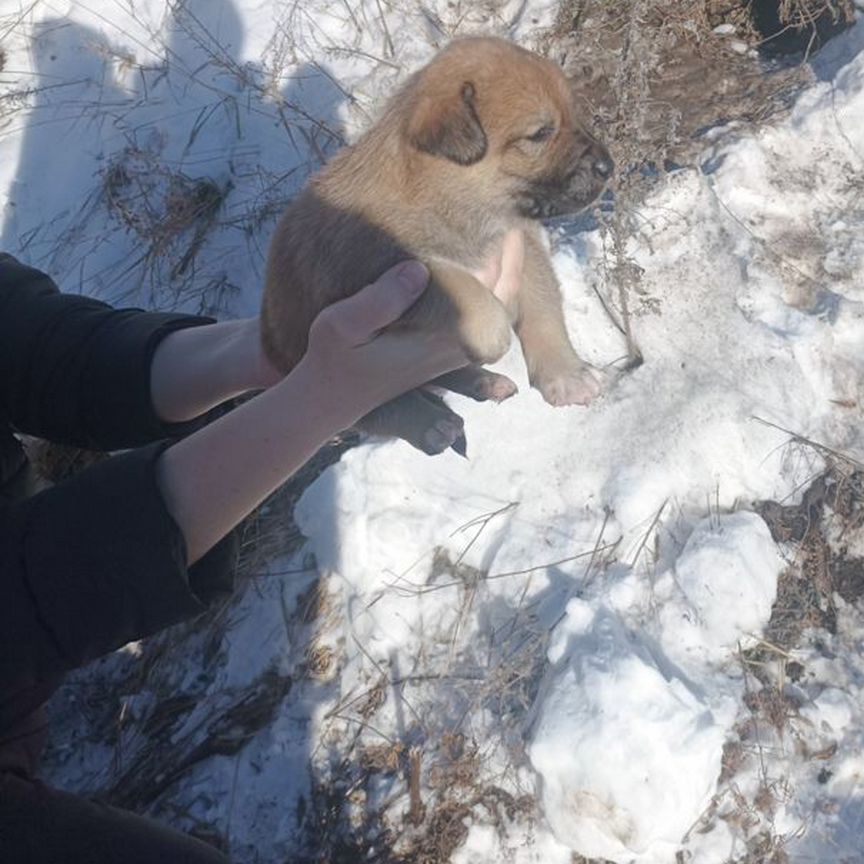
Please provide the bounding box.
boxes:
[334,261,429,342]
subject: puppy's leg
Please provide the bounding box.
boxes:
[356,389,467,456]
[393,260,512,365]
[431,364,518,403]
[515,227,601,406]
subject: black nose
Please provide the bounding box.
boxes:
[592,157,614,180]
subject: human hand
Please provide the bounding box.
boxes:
[245,230,523,396]
[297,260,469,426]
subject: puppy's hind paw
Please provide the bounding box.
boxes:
[422,417,466,455]
[431,366,517,403]
[474,370,518,403]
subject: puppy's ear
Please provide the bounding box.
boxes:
[407,81,487,166]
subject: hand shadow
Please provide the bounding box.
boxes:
[2,0,345,316]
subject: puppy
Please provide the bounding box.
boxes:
[261,37,612,454]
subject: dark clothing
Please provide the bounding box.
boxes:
[0,772,227,863]
[0,253,235,861]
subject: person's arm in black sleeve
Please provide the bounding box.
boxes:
[1,444,235,688]
[0,443,239,738]
[0,253,276,705]
[0,233,525,714]
[0,253,233,449]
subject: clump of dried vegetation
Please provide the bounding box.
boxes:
[104,154,225,271]
[552,0,855,368]
[678,452,864,864]
[300,730,535,864]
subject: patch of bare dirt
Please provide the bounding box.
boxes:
[555,1,855,175]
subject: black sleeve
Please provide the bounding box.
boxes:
[0,442,237,708]
[0,253,216,450]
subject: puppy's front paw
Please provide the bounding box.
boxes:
[534,363,601,407]
[461,318,512,365]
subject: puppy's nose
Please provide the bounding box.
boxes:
[592,157,614,180]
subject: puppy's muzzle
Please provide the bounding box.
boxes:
[520,135,614,220]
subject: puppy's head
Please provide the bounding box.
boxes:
[402,38,612,220]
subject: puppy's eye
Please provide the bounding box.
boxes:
[525,124,555,143]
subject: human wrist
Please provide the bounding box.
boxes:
[212,318,281,395]
[287,354,372,432]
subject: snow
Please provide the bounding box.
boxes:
[290,17,864,859]
[528,513,783,861]
[659,513,783,665]
[530,609,728,861]
[2,1,864,862]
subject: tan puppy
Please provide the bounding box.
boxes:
[262,37,612,454]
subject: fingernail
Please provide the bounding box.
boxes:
[396,260,429,293]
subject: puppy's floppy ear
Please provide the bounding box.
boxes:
[407,81,487,166]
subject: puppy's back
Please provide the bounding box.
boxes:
[262,180,410,371]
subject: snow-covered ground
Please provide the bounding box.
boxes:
[2,1,864,862]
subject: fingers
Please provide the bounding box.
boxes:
[319,261,430,345]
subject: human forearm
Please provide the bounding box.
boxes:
[155,357,358,565]
[0,253,235,448]
[150,317,280,424]
[156,261,467,565]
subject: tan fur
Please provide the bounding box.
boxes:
[261,37,612,449]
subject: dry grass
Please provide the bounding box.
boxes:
[562,1,812,166]
[103,665,292,812]
[302,726,535,864]
[698,455,864,863]
[21,436,107,484]
[753,0,856,55]
[101,148,234,310]
[756,462,864,648]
